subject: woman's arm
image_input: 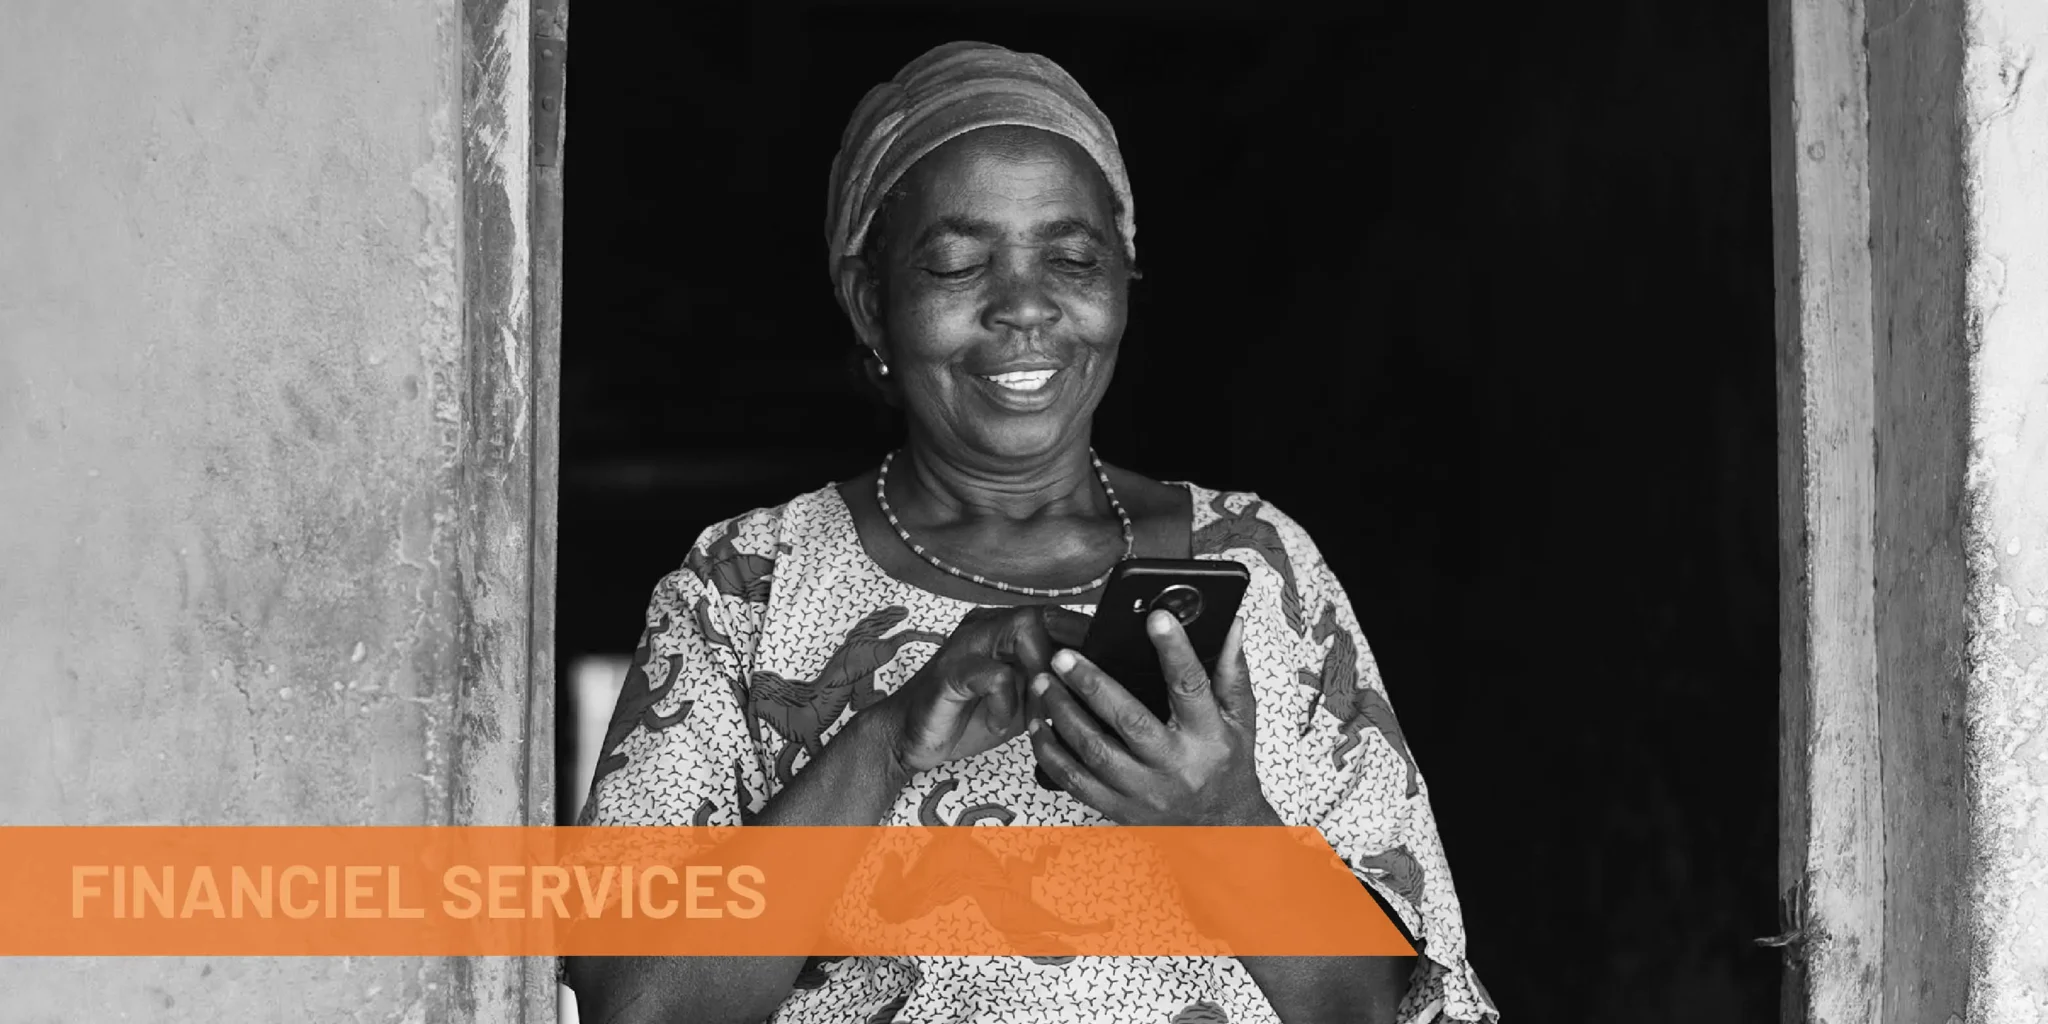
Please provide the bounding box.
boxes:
[1031,495,1498,1023]
[1248,500,1496,1023]
[569,602,1077,1024]
[1028,616,1414,1024]
[1237,957,1413,1024]
[566,706,911,1024]
[1208,798,1412,1024]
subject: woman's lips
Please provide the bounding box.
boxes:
[971,367,1066,410]
[979,369,1058,392]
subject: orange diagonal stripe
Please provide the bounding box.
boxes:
[0,826,1415,957]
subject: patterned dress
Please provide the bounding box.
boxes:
[577,482,1498,1024]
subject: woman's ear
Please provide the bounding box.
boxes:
[836,257,898,408]
[835,256,886,351]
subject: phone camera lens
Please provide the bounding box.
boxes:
[1150,585,1205,626]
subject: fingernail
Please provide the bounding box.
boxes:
[1052,649,1077,674]
[1027,718,1042,735]
[1149,611,1175,635]
[1030,673,1051,697]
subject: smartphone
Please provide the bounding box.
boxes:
[1036,558,1251,792]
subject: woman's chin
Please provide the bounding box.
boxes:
[956,421,1087,463]
[914,375,1101,460]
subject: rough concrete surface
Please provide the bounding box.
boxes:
[0,0,466,1018]
[1964,1,2048,1021]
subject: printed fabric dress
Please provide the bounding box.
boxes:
[576,482,1499,1024]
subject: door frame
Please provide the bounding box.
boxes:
[452,0,566,1020]
[1768,0,1974,1020]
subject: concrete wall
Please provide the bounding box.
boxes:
[1963,0,2048,1019]
[0,0,480,1018]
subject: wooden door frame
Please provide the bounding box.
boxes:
[1769,0,1974,1020]
[451,0,566,1020]
[1768,0,1881,1016]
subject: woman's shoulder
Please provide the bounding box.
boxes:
[1171,481,1340,640]
[667,484,852,596]
[1100,461,1327,559]
[1167,478,1322,554]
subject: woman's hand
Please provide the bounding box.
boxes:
[1028,610,1275,827]
[876,604,1092,777]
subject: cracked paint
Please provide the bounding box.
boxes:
[1963,0,2048,1019]
[464,0,531,454]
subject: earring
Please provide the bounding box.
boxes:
[878,361,891,377]
[869,348,891,377]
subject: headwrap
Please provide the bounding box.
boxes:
[824,41,1137,282]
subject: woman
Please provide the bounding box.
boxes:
[567,41,1496,1024]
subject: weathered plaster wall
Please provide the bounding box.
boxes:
[0,0,468,1018]
[1964,0,2048,1020]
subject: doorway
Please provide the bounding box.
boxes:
[553,3,1782,1020]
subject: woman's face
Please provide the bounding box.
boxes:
[852,126,1132,465]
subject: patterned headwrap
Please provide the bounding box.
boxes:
[824,41,1138,282]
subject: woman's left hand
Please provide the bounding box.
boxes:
[1027,610,1276,827]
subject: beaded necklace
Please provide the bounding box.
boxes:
[874,448,1133,598]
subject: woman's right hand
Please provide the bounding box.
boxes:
[875,604,1091,777]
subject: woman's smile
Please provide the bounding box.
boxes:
[969,363,1069,411]
[980,367,1058,392]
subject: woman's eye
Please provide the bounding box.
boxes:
[923,265,981,281]
[1050,256,1100,273]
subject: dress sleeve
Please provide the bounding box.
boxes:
[568,516,911,1023]
[577,528,770,829]
[1259,502,1500,1024]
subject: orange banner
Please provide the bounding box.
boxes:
[0,826,1414,958]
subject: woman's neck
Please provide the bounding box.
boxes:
[892,438,1105,526]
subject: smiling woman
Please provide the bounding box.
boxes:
[563,41,1495,1024]
[858,128,1126,433]
[841,124,1147,595]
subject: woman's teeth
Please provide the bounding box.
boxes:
[981,369,1058,392]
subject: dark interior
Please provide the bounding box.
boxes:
[558,2,1781,1018]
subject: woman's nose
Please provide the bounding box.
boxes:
[983,263,1062,333]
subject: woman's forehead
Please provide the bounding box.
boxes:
[897,128,1117,232]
